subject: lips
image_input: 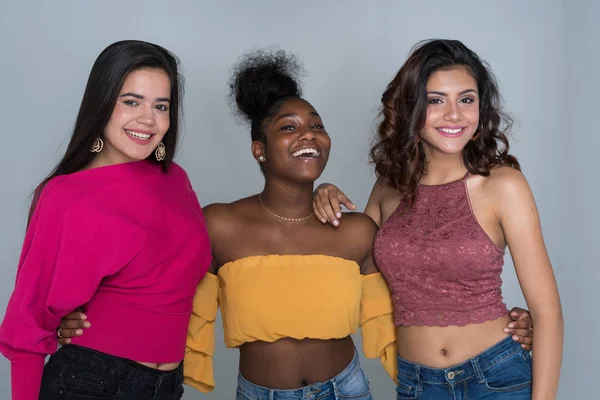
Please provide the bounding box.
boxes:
[125,130,154,140]
[291,147,320,158]
[436,127,466,138]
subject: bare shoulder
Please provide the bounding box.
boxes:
[338,211,379,245]
[341,212,379,231]
[482,167,537,220]
[370,178,395,200]
[485,166,532,197]
[202,196,256,240]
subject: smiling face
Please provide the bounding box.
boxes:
[95,68,171,166]
[253,97,331,184]
[419,67,480,157]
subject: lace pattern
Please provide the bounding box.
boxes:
[374,177,508,327]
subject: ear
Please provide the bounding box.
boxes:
[251,141,265,162]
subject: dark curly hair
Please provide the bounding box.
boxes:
[229,48,305,144]
[370,39,520,206]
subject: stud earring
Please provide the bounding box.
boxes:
[90,137,104,153]
[258,155,265,162]
[155,142,166,161]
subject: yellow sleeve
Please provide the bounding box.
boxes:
[359,272,398,383]
[183,272,219,393]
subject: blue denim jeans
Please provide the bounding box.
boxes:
[236,349,372,400]
[39,345,184,399]
[396,336,532,399]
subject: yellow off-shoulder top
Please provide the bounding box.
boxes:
[183,255,397,393]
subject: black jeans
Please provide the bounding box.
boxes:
[39,345,184,399]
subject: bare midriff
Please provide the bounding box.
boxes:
[396,314,511,368]
[134,361,181,371]
[239,336,355,389]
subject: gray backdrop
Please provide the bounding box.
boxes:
[0,1,595,398]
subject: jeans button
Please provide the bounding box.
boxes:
[447,371,455,380]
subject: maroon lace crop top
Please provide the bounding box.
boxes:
[374,174,508,327]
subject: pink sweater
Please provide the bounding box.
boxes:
[0,160,212,400]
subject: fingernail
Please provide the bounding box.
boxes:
[65,338,71,344]
[336,212,342,218]
[508,323,515,328]
[83,322,91,328]
[80,314,87,320]
[521,344,527,349]
[512,335,519,341]
[503,328,509,333]
[76,329,83,335]
[321,219,327,224]
[333,220,339,226]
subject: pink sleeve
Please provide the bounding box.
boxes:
[0,184,142,400]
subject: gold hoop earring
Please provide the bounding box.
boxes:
[90,137,104,153]
[155,142,166,161]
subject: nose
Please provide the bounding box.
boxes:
[297,128,316,141]
[443,102,462,122]
[136,105,156,126]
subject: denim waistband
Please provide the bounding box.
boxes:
[238,348,361,397]
[51,345,183,395]
[396,336,527,385]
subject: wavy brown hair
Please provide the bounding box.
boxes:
[370,39,520,206]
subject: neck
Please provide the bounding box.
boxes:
[87,148,136,170]
[421,149,467,185]
[259,180,315,220]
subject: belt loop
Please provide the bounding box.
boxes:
[415,364,423,392]
[269,389,275,400]
[331,378,339,400]
[471,358,485,384]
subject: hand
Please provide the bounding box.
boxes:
[57,310,90,345]
[312,183,356,227]
[505,307,533,351]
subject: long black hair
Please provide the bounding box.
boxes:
[30,40,184,221]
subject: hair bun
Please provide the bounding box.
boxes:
[229,48,304,123]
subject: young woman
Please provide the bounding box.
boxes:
[186,49,392,400]
[0,40,212,400]
[56,47,535,399]
[312,39,563,399]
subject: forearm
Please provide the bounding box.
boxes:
[11,356,45,400]
[531,314,564,400]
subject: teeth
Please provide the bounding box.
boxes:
[292,148,320,157]
[439,128,463,134]
[126,130,152,140]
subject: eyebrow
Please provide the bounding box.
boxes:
[274,111,320,122]
[427,89,477,97]
[119,92,171,103]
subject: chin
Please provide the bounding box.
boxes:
[123,150,154,161]
[427,141,468,155]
